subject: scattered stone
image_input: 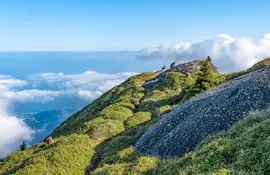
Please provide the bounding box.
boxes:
[46,136,54,144]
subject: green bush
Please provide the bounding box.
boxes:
[101,136,136,159]
[189,59,225,96]
[100,146,138,166]
[98,103,133,121]
[157,72,186,91]
[83,118,125,140]
[154,105,174,117]
[124,112,152,129]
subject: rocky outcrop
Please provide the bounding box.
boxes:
[171,59,218,75]
[143,59,218,91]
[135,67,270,157]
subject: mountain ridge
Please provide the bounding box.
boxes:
[1,57,270,175]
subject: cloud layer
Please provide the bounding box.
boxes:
[0,71,136,157]
[30,71,137,101]
[0,76,34,158]
[0,113,34,158]
[137,33,270,72]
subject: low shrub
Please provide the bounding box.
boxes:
[124,112,152,129]
[83,118,125,140]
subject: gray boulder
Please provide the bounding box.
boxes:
[135,67,270,157]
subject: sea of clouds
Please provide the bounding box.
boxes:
[0,71,136,158]
[137,33,270,72]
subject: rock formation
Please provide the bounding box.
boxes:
[143,59,218,91]
[170,59,218,75]
[135,67,270,157]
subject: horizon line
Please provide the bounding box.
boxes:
[0,50,140,53]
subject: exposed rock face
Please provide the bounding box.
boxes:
[143,60,218,91]
[135,67,270,157]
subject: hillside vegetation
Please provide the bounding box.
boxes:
[92,108,270,175]
[1,57,270,175]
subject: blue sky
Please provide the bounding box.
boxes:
[0,0,270,51]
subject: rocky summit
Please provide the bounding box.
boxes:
[135,67,270,157]
[143,59,218,91]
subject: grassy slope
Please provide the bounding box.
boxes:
[92,109,270,175]
[0,134,96,175]
[1,59,269,175]
[1,69,198,174]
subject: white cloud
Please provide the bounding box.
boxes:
[137,33,270,72]
[0,100,34,158]
[30,71,137,101]
[0,115,34,158]
[0,75,60,103]
[0,75,59,158]
[1,90,60,103]
[0,75,27,88]
[78,90,103,101]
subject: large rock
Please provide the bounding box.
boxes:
[135,67,270,157]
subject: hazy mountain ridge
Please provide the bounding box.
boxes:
[1,57,270,175]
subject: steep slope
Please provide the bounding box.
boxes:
[2,58,269,175]
[1,59,216,175]
[93,108,270,175]
[135,67,270,157]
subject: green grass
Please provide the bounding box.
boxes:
[92,109,270,175]
[92,156,158,175]
[0,134,96,175]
